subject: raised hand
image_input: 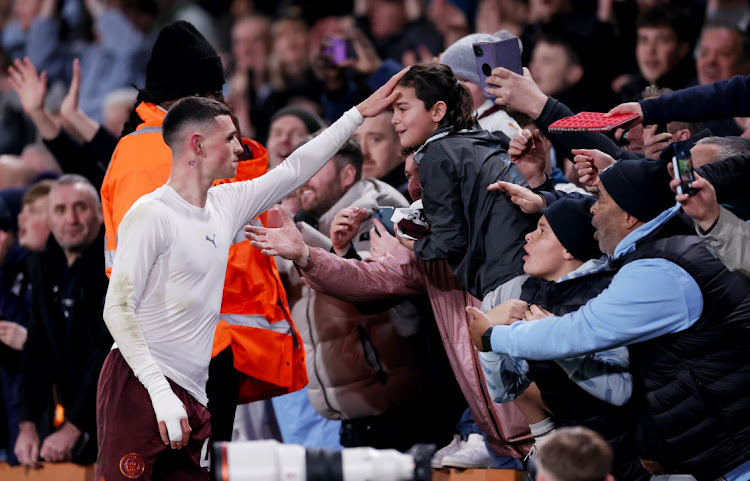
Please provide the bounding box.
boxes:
[509,129,547,188]
[642,124,672,160]
[668,167,719,232]
[487,180,546,214]
[60,58,81,120]
[7,57,47,115]
[485,67,547,120]
[572,148,616,187]
[356,66,409,118]
[330,206,367,256]
[245,205,310,266]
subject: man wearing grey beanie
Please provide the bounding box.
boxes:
[440,31,522,140]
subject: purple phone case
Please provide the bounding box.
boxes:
[473,39,523,100]
[325,38,350,65]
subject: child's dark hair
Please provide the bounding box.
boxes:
[397,63,475,135]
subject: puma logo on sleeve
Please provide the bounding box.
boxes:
[205,234,216,248]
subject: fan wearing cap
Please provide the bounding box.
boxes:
[470,158,750,481]
[440,31,521,140]
[99,20,310,450]
[470,197,645,480]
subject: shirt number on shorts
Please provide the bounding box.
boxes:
[200,438,211,470]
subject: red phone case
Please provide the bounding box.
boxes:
[548,112,641,132]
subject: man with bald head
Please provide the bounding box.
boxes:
[0,155,35,189]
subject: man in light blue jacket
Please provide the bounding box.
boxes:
[470,157,750,481]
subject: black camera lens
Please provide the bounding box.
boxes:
[473,45,483,57]
[482,63,492,76]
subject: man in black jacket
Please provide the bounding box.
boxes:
[14,174,111,467]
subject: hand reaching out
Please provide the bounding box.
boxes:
[487,180,546,214]
[466,306,493,351]
[572,148,616,188]
[486,299,530,325]
[605,102,643,130]
[245,205,310,266]
[330,206,367,256]
[509,129,547,188]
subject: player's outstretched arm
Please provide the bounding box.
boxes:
[223,67,411,235]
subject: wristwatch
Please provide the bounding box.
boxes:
[481,327,493,352]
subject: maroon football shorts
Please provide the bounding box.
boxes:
[96,349,212,481]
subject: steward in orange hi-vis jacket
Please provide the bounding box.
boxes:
[101,99,307,441]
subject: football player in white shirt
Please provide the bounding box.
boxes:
[97,69,407,481]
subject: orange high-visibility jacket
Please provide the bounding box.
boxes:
[101,102,307,403]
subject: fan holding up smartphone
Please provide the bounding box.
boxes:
[473,38,523,100]
[323,37,356,66]
[671,144,697,196]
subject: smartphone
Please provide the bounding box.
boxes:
[473,38,523,100]
[671,147,697,196]
[323,37,356,65]
[374,206,396,236]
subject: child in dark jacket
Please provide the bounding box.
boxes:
[391,64,537,303]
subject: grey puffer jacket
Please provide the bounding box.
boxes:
[279,179,425,419]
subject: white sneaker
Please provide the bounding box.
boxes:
[431,434,464,469]
[441,433,493,469]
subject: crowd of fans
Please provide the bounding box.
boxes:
[1,0,750,480]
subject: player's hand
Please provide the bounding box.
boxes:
[0,320,28,350]
[524,304,554,321]
[605,102,643,129]
[572,148,616,187]
[40,422,80,462]
[485,67,547,120]
[486,299,530,325]
[356,66,409,118]
[151,389,191,449]
[488,180,546,214]
[246,205,310,266]
[15,421,41,468]
[330,206,366,256]
[466,306,493,352]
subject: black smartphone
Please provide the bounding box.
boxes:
[374,206,396,236]
[671,147,697,196]
[473,38,523,100]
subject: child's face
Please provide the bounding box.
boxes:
[391,86,441,148]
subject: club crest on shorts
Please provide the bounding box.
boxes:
[119,452,145,478]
